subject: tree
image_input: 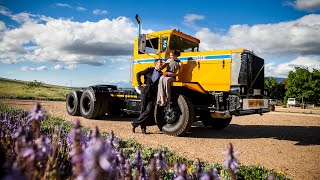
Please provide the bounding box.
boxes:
[264,77,278,99]
[264,77,286,101]
[285,67,320,105]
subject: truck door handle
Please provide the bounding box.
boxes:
[197,61,200,69]
[222,60,225,69]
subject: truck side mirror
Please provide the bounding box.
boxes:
[138,34,146,53]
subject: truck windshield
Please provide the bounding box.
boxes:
[169,34,199,52]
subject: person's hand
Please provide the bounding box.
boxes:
[141,84,147,87]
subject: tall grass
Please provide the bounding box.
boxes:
[0,78,77,101]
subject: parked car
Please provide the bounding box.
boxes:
[287,98,300,107]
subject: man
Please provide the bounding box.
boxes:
[131,59,163,134]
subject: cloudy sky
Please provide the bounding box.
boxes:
[0,0,320,87]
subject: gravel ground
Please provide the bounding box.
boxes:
[3,99,320,180]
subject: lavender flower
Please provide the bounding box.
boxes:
[27,103,44,122]
[267,173,276,180]
[212,167,220,180]
[222,143,239,172]
[22,146,36,161]
[174,163,190,180]
[106,130,119,148]
[12,126,25,140]
[117,149,126,179]
[26,103,45,139]
[149,158,156,180]
[222,143,239,180]
[134,150,143,169]
[139,166,147,180]
[154,150,166,170]
[196,159,202,175]
[69,120,85,179]
[125,159,132,180]
[82,127,119,179]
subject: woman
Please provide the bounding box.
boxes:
[157,50,182,106]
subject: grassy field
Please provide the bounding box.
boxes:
[0,77,78,101]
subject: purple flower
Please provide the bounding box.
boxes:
[267,173,276,180]
[196,159,202,175]
[199,173,210,180]
[27,103,45,122]
[154,150,166,170]
[106,130,119,148]
[125,159,132,179]
[222,143,239,172]
[134,150,143,169]
[139,166,147,180]
[35,136,51,155]
[174,163,190,180]
[12,126,25,140]
[212,167,220,180]
[22,147,36,161]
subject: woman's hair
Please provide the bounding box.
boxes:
[171,50,180,57]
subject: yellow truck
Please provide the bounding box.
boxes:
[66,15,270,136]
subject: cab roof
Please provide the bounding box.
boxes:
[148,29,200,44]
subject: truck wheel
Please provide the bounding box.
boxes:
[202,118,232,130]
[66,90,82,116]
[155,93,194,136]
[80,89,101,119]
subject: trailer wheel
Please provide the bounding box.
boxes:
[66,90,82,116]
[202,118,232,130]
[155,93,194,136]
[80,89,101,119]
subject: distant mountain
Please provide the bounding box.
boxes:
[266,77,286,83]
[274,77,286,83]
[109,82,133,88]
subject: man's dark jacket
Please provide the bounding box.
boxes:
[135,67,162,126]
[136,67,162,102]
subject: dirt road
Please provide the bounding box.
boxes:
[3,99,320,180]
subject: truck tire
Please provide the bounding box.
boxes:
[155,93,194,136]
[202,118,232,130]
[66,90,82,116]
[80,89,101,119]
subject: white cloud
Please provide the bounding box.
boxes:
[110,56,132,63]
[76,7,86,11]
[0,7,138,65]
[21,65,48,71]
[288,0,320,11]
[56,3,72,8]
[107,65,130,70]
[266,56,320,77]
[52,64,64,70]
[183,14,205,28]
[0,6,10,16]
[195,14,320,57]
[0,6,48,24]
[66,64,77,70]
[52,64,77,70]
[93,9,108,15]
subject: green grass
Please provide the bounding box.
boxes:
[0,77,79,101]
